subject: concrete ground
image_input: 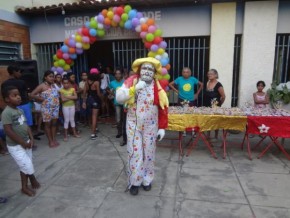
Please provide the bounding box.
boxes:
[1,121,290,218]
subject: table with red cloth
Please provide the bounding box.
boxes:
[243,116,290,160]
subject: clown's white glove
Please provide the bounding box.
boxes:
[135,80,147,91]
[157,129,165,141]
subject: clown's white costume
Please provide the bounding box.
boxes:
[116,57,169,195]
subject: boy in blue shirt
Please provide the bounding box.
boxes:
[169,67,203,106]
[108,69,124,139]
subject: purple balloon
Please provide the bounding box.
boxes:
[137,12,143,19]
[159,41,167,49]
[150,44,159,52]
[51,66,57,72]
[68,39,76,47]
[56,67,64,74]
[131,18,140,27]
[97,14,104,23]
[76,48,83,54]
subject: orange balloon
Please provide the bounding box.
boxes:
[64,38,69,45]
[141,24,148,32]
[146,18,155,26]
[104,18,111,26]
[165,64,171,70]
[68,47,76,54]
[102,9,108,17]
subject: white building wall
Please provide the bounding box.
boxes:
[238,1,279,106]
[210,3,236,107]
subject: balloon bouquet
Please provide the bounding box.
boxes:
[51,5,171,86]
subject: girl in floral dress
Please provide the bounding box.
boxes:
[31,70,60,147]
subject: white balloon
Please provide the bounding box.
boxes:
[71,34,76,39]
[135,25,141,33]
[139,18,146,24]
[76,42,83,48]
[155,55,162,60]
[98,23,104,29]
[162,52,168,58]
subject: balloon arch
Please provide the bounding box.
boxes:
[51,5,170,81]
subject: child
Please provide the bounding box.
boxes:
[108,68,124,138]
[253,81,269,108]
[1,86,40,196]
[60,77,80,141]
[30,70,60,148]
[82,71,102,140]
[169,67,203,106]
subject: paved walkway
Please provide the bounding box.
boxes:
[0,122,290,218]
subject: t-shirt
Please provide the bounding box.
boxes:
[101,74,110,90]
[174,76,199,101]
[60,88,75,107]
[79,81,86,90]
[1,106,29,146]
[109,80,124,105]
[1,79,29,105]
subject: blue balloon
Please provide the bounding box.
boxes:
[160,57,169,66]
[85,21,90,28]
[89,29,97,36]
[61,45,69,53]
[69,54,77,59]
[128,9,137,19]
[124,20,132,30]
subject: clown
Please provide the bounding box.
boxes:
[116,57,169,196]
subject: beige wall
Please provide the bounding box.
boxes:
[238,1,279,106]
[210,3,236,107]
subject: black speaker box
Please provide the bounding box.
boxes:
[15,60,39,92]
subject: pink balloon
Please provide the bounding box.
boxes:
[62,53,69,60]
[148,25,157,33]
[161,68,168,75]
[140,31,147,39]
[82,36,90,43]
[113,15,121,23]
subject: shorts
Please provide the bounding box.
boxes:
[18,103,33,126]
[0,129,5,140]
[7,143,34,175]
[87,96,101,110]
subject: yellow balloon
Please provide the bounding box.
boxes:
[54,61,59,67]
[75,35,82,42]
[63,64,70,71]
[107,11,114,19]
[82,43,90,50]
[157,48,165,55]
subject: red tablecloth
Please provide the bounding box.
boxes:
[247,116,290,138]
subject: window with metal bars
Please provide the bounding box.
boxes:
[0,41,21,65]
[113,36,210,105]
[273,34,290,83]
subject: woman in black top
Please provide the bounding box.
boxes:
[204,69,225,107]
[204,69,226,140]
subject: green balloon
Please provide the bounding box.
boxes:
[119,20,125,27]
[163,74,170,81]
[146,33,154,42]
[154,29,162,37]
[124,5,132,13]
[90,20,98,29]
[58,59,65,67]
[98,29,105,37]
[53,55,58,61]
[121,13,128,21]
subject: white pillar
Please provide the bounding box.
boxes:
[210,2,236,107]
[238,1,279,106]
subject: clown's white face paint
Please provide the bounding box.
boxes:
[140,63,155,83]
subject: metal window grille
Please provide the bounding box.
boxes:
[273,34,290,83]
[231,34,242,107]
[0,41,21,65]
[36,43,88,83]
[113,36,210,105]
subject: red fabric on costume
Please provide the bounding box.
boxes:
[247,116,290,138]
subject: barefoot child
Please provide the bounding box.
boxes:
[1,86,40,197]
[60,77,80,141]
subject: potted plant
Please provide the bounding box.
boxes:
[268,81,290,110]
